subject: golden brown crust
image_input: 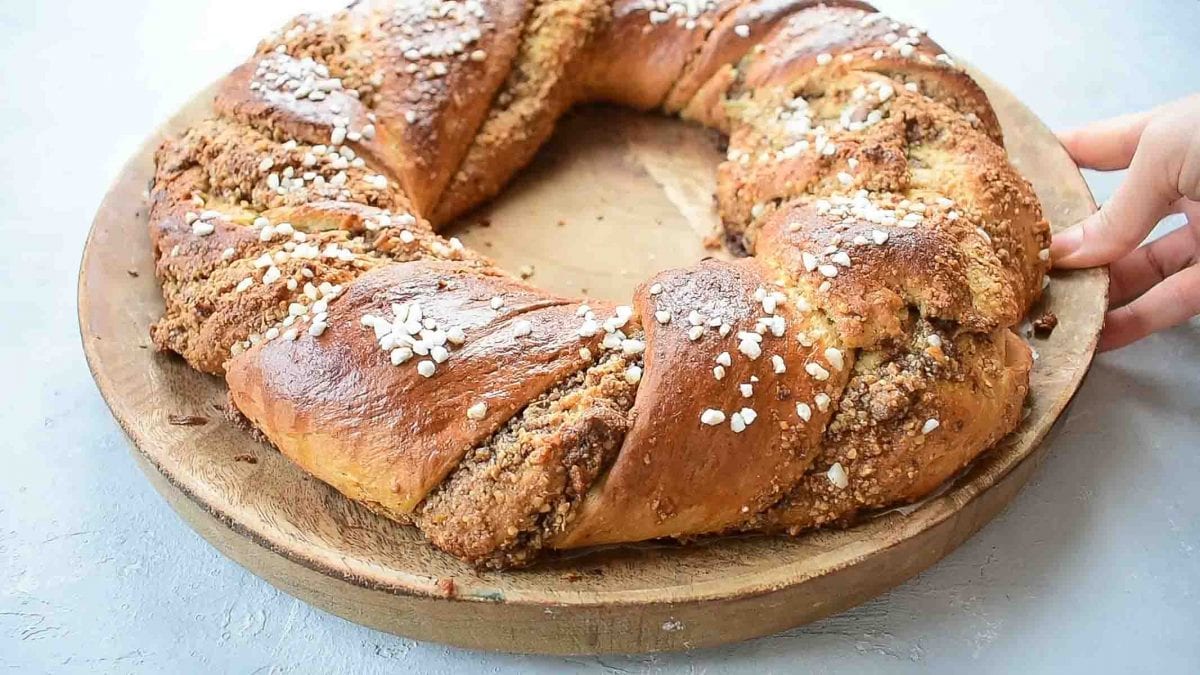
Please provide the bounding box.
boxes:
[755,195,1023,347]
[224,260,623,515]
[579,0,738,110]
[430,0,611,224]
[343,0,532,212]
[154,117,410,213]
[554,258,850,548]
[716,69,911,249]
[147,0,1049,568]
[664,0,875,127]
[736,3,1002,143]
[714,68,1049,307]
[753,327,1031,533]
[148,124,476,374]
[219,1,532,215]
[415,351,640,566]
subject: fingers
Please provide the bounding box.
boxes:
[1053,96,1200,350]
[1058,109,1155,171]
[1108,224,1199,307]
[1052,123,1184,269]
[1099,264,1200,352]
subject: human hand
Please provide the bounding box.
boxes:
[1052,94,1200,352]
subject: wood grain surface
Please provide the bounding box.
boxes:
[78,69,1107,654]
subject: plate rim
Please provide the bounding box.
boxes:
[76,65,1108,649]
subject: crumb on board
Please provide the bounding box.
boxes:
[232,453,258,464]
[167,414,208,426]
[436,577,457,598]
[1032,312,1058,337]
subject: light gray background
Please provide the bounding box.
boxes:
[2,1,1197,673]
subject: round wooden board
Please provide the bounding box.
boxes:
[79,68,1107,654]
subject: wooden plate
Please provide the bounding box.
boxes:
[79,69,1107,654]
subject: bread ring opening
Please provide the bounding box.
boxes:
[446,106,735,302]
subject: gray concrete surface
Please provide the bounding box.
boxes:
[2,1,1198,672]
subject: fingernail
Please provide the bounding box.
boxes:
[1050,226,1083,263]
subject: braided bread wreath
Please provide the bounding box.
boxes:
[148,0,1050,569]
